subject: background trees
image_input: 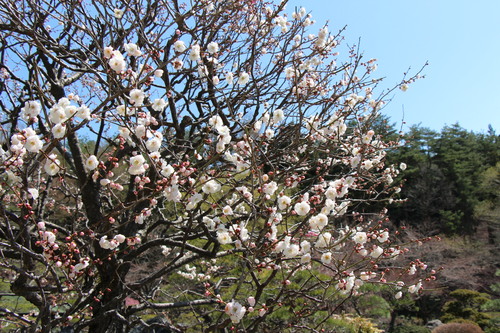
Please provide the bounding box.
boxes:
[0,0,431,332]
[389,123,499,235]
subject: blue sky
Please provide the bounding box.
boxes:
[286,0,500,133]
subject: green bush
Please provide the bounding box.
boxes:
[441,289,491,329]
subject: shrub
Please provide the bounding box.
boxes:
[432,322,483,333]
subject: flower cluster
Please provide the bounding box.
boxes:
[0,0,430,331]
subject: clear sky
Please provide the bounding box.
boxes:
[286,0,500,134]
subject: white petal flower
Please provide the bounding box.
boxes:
[154,69,164,77]
[76,105,91,120]
[207,42,219,54]
[85,155,99,170]
[294,201,310,216]
[283,244,300,258]
[273,109,284,123]
[352,232,367,245]
[109,51,126,73]
[370,245,384,258]
[189,44,201,61]
[222,205,233,215]
[225,72,234,84]
[103,46,114,59]
[21,101,41,120]
[114,8,124,19]
[44,154,61,176]
[321,252,332,264]
[278,195,291,210]
[28,188,39,200]
[146,137,162,152]
[124,43,142,57]
[25,135,43,153]
[225,301,246,323]
[217,231,232,244]
[152,98,167,112]
[202,179,221,194]
[129,89,145,105]
[237,72,250,85]
[173,40,187,53]
[52,124,66,139]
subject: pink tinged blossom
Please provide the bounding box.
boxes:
[43,231,56,244]
[114,234,126,243]
[171,58,184,70]
[224,301,246,323]
[127,236,141,246]
[154,69,163,77]
[247,296,256,307]
[125,297,140,307]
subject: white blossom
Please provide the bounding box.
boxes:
[207,41,219,54]
[237,72,250,85]
[173,40,187,53]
